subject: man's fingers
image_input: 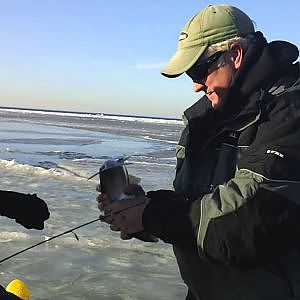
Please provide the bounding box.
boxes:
[110,224,121,231]
[121,230,132,240]
[98,201,106,211]
[111,213,125,229]
[101,211,123,226]
[124,184,145,196]
[99,196,147,239]
[97,193,110,203]
[97,193,113,211]
[112,214,133,240]
[99,214,114,224]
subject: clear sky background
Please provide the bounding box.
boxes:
[0,0,299,118]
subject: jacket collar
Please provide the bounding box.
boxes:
[219,32,299,124]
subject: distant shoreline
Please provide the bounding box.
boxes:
[0,106,181,122]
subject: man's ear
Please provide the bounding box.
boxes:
[230,43,243,69]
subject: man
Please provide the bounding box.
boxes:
[99,4,300,299]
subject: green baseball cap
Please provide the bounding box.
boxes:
[161,4,254,78]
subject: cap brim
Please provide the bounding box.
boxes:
[161,45,207,78]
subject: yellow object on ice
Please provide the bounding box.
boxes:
[6,279,30,300]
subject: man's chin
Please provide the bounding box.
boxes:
[210,99,223,110]
[207,93,222,110]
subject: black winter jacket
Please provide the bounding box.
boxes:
[143,33,300,299]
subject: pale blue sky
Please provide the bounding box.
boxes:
[0,0,299,118]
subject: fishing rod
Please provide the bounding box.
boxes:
[0,218,99,264]
[0,157,150,264]
[0,202,145,265]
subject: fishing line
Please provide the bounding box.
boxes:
[0,202,146,264]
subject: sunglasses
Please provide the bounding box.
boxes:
[186,51,225,82]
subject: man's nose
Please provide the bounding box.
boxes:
[193,81,207,93]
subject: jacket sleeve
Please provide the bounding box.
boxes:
[142,190,198,250]
[196,93,300,267]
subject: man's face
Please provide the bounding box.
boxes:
[187,46,242,109]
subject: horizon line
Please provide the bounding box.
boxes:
[0,105,181,121]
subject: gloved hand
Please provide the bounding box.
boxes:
[0,190,50,230]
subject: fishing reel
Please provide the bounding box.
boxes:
[89,157,158,243]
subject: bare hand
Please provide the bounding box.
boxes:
[99,195,149,239]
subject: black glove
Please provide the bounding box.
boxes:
[0,190,50,230]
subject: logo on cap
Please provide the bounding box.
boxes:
[179,32,188,41]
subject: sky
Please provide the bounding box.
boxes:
[0,0,299,118]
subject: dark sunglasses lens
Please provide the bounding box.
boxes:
[186,65,207,82]
[186,51,225,82]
